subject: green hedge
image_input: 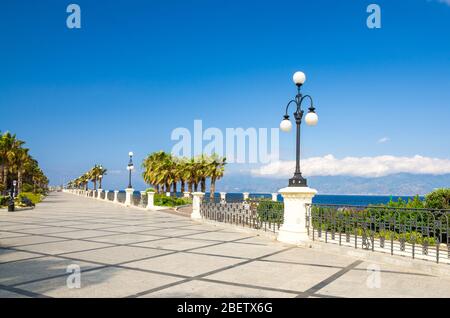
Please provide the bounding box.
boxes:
[154,194,191,207]
[255,200,284,223]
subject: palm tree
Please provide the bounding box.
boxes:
[0,132,25,191]
[141,152,226,197]
[206,154,226,199]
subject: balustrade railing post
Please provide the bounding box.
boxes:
[146,191,155,210]
[220,192,227,203]
[272,193,278,202]
[113,190,119,203]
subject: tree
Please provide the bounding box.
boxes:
[425,188,450,210]
[206,154,226,199]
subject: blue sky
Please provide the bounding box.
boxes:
[1,0,450,190]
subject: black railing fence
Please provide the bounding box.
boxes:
[307,204,450,264]
[200,199,283,233]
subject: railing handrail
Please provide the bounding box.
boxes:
[310,203,450,213]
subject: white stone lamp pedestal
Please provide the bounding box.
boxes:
[191,192,205,220]
[124,188,134,207]
[277,186,317,245]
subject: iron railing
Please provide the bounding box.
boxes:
[306,204,450,264]
[200,199,284,233]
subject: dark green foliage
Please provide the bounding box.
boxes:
[21,183,34,193]
[424,188,450,209]
[256,200,284,224]
[0,195,8,207]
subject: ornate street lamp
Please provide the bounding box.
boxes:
[126,152,134,189]
[280,71,318,187]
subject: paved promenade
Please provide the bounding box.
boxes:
[1,192,449,298]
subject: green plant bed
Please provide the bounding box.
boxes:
[154,194,192,207]
[16,192,43,206]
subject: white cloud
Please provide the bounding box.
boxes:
[438,0,450,6]
[377,137,390,144]
[251,155,450,178]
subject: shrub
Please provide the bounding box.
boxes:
[386,195,425,209]
[256,200,284,223]
[146,188,156,192]
[154,194,191,207]
[0,195,9,207]
[425,188,450,210]
[16,192,42,205]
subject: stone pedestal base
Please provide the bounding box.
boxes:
[277,186,317,245]
[124,188,134,206]
[191,192,205,220]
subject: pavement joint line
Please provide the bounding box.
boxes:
[0,254,48,265]
[128,246,296,298]
[0,283,52,298]
[197,277,305,296]
[297,260,364,298]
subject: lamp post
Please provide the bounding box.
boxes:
[280,71,318,187]
[98,165,103,189]
[8,180,17,212]
[127,152,134,189]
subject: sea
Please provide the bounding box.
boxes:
[118,190,422,206]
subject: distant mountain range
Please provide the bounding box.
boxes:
[217,173,450,196]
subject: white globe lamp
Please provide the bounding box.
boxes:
[305,111,319,126]
[280,117,293,132]
[293,71,306,86]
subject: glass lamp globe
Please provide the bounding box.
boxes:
[305,112,319,126]
[293,71,306,86]
[129,151,134,157]
[130,165,135,170]
[280,119,293,132]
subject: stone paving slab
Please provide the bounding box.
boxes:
[0,256,101,286]
[1,192,450,298]
[17,267,183,298]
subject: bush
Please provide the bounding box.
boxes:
[16,192,42,205]
[154,194,191,207]
[386,195,425,209]
[425,188,450,210]
[0,195,9,207]
[256,200,284,223]
[146,188,156,192]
